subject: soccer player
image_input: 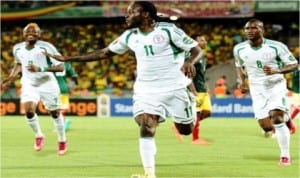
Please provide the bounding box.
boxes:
[233,18,298,166]
[55,62,78,131]
[172,34,212,145]
[44,1,201,177]
[0,23,68,155]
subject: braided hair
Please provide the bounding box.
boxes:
[134,1,159,21]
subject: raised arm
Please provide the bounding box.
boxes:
[44,47,115,62]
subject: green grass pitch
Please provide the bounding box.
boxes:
[1,116,299,178]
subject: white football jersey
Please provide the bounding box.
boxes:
[109,22,198,94]
[13,40,62,86]
[234,38,297,85]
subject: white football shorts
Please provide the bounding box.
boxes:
[250,79,290,120]
[21,81,61,111]
[133,88,196,124]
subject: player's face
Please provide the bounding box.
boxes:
[125,3,143,28]
[244,22,263,41]
[197,36,207,49]
[23,26,40,45]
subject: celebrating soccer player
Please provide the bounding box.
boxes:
[44,1,202,177]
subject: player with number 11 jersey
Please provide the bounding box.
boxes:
[109,22,198,94]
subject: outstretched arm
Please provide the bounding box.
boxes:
[44,47,115,62]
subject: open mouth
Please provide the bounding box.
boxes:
[27,35,36,40]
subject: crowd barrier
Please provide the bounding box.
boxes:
[1,95,254,118]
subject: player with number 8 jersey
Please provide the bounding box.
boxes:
[233,18,298,166]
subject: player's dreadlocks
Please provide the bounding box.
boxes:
[135,1,159,21]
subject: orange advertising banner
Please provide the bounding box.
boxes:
[1,99,97,116]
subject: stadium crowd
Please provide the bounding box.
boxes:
[1,20,299,98]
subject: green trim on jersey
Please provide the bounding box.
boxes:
[269,46,278,56]
[250,45,262,50]
[25,46,34,50]
[125,31,134,45]
[174,28,183,36]
[46,56,52,67]
[182,37,194,44]
[265,39,290,54]
[161,28,171,40]
[268,45,284,68]
[161,28,183,60]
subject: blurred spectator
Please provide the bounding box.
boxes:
[109,69,127,96]
[213,83,227,98]
[233,83,245,98]
[216,75,231,95]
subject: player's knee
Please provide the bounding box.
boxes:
[262,126,273,132]
[135,114,158,137]
[140,124,156,137]
[179,129,192,135]
[258,118,273,131]
[25,111,35,119]
[201,110,211,119]
[259,119,273,131]
[50,110,60,119]
[269,109,285,124]
[177,124,193,135]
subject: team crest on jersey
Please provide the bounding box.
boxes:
[153,35,165,44]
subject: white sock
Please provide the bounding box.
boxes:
[26,114,43,137]
[53,113,66,142]
[273,123,290,158]
[139,137,156,175]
